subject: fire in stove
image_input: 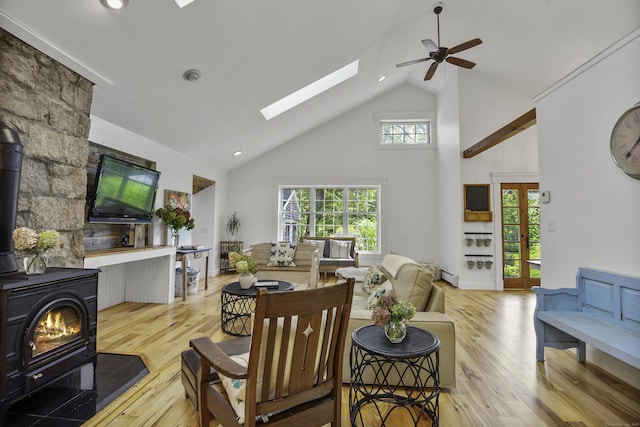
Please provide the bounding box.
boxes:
[33,308,81,357]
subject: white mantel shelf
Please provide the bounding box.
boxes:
[84,246,177,310]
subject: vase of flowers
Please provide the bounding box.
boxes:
[371,294,416,343]
[229,251,257,289]
[12,227,60,275]
[155,205,196,246]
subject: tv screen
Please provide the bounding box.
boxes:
[87,155,161,224]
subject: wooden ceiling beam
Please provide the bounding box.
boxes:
[463,108,537,159]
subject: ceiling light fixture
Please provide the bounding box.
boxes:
[378,75,386,82]
[183,69,201,81]
[260,59,359,120]
[100,0,129,10]
[233,151,242,156]
[175,0,196,8]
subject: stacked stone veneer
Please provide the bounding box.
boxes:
[0,29,93,268]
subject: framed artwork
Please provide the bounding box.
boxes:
[163,190,193,246]
[164,190,191,212]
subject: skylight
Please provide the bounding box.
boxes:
[260,60,359,120]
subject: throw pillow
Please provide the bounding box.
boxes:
[329,239,351,259]
[420,262,442,281]
[362,265,388,294]
[267,242,297,266]
[218,352,250,423]
[366,281,394,310]
[302,239,326,256]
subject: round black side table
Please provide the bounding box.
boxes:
[349,324,440,426]
[220,280,293,336]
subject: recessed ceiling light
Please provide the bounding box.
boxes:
[378,75,386,82]
[175,0,196,7]
[100,0,128,10]
[260,59,359,120]
[233,151,242,156]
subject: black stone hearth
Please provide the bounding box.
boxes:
[4,353,148,426]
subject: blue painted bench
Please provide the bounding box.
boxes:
[532,267,640,369]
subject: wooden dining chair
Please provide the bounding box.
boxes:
[189,278,354,427]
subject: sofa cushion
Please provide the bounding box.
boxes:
[267,242,297,267]
[381,254,433,311]
[301,239,327,257]
[362,265,387,294]
[329,239,352,259]
[366,282,394,310]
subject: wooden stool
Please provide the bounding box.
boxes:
[180,336,251,410]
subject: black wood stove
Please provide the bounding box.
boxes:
[0,267,99,420]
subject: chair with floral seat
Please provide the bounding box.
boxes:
[189,278,354,427]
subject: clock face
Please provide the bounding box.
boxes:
[610,104,640,179]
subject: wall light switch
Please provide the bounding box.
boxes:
[541,190,551,203]
[547,220,556,231]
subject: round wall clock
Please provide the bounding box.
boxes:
[610,103,640,179]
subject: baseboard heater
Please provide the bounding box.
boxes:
[441,270,459,287]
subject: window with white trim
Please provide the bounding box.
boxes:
[380,120,431,145]
[278,186,380,253]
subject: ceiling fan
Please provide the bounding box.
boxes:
[396,5,482,81]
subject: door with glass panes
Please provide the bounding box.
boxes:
[501,183,541,289]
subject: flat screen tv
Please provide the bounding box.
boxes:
[87,154,161,224]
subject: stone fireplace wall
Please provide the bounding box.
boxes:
[0,29,93,268]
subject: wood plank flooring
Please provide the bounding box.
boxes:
[85,275,640,426]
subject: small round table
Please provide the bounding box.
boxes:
[220,280,293,336]
[349,324,440,427]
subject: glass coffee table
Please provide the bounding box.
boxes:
[220,280,293,336]
[349,324,441,426]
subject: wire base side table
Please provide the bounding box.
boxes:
[221,280,293,336]
[349,325,440,426]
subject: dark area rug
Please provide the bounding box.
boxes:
[4,353,148,427]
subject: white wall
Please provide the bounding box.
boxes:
[535,29,640,287]
[534,29,640,388]
[88,116,228,274]
[434,68,539,290]
[457,72,538,290]
[435,70,462,284]
[226,83,439,264]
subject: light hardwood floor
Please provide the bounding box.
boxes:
[85,275,640,426]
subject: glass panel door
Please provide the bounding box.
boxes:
[501,183,540,289]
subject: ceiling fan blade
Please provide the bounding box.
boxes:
[424,62,439,80]
[396,57,430,68]
[446,56,476,69]
[421,39,438,52]
[448,38,482,55]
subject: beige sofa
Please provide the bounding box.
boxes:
[246,242,320,288]
[340,253,456,388]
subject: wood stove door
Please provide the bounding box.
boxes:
[23,297,89,369]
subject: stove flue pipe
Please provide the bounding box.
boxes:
[0,124,23,274]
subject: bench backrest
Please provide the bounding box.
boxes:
[577,267,640,334]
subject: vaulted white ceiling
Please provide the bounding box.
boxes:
[1,0,639,170]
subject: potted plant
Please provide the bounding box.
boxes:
[226,212,241,240]
[155,205,195,246]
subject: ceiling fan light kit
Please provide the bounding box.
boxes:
[396,4,482,81]
[183,69,201,82]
